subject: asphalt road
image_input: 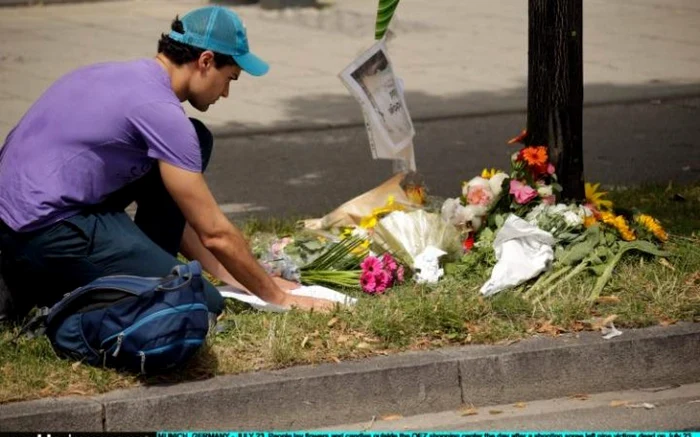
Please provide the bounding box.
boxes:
[205,96,700,221]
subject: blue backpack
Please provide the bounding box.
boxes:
[33,261,210,374]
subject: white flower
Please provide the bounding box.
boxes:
[440,198,462,224]
[525,203,548,224]
[563,211,583,227]
[551,203,569,215]
[488,172,509,197]
[462,176,491,198]
[537,184,553,198]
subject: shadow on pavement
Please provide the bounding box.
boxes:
[206,80,700,221]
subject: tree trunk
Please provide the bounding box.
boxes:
[527,0,584,201]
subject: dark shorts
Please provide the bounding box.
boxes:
[0,118,224,321]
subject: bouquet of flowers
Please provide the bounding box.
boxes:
[359,253,405,294]
[442,131,671,300]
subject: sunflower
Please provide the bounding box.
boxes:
[636,214,669,242]
[585,182,613,211]
[600,211,636,241]
[519,146,548,168]
[583,216,598,228]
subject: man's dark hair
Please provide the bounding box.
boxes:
[158,17,239,68]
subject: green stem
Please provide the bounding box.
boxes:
[523,265,573,300]
[589,251,625,302]
[532,261,589,304]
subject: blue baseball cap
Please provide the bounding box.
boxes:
[168,6,269,76]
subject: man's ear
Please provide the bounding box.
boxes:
[198,51,216,71]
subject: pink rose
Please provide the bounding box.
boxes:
[542,195,556,205]
[466,185,493,206]
[509,180,538,204]
[547,163,555,175]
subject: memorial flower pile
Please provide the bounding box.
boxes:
[251,131,670,302]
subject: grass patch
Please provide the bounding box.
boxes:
[1,182,698,404]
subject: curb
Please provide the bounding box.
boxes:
[206,93,700,139]
[2,322,699,432]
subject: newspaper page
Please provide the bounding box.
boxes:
[340,38,415,156]
[361,108,416,171]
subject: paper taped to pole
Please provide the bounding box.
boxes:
[339,38,416,168]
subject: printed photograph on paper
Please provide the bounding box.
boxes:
[340,39,415,152]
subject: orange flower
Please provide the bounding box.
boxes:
[519,146,548,168]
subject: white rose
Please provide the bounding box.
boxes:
[462,176,491,198]
[563,211,583,227]
[537,184,553,198]
[488,173,509,197]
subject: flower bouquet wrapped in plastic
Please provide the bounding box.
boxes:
[371,210,462,283]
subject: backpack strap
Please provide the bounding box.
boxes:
[157,261,202,291]
[10,306,50,343]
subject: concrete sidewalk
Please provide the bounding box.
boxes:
[1,0,700,141]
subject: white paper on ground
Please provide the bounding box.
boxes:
[480,214,555,296]
[218,284,357,313]
[602,322,623,339]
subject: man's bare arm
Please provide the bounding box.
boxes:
[181,223,301,293]
[159,161,332,311]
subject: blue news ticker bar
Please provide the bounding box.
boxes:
[157,432,699,437]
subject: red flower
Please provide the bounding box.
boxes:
[463,233,475,252]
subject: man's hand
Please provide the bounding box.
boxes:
[273,277,301,291]
[280,294,338,313]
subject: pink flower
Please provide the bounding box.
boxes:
[466,185,493,206]
[381,253,398,272]
[547,163,555,175]
[360,271,377,294]
[375,270,392,294]
[542,195,556,205]
[509,180,538,204]
[396,265,405,283]
[361,256,383,275]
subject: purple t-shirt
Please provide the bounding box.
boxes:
[0,59,202,232]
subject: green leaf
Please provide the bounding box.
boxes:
[494,214,505,229]
[443,262,458,276]
[619,240,671,258]
[558,240,596,266]
[301,240,324,251]
[558,226,600,266]
[588,264,607,276]
[375,0,401,40]
[589,240,671,301]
